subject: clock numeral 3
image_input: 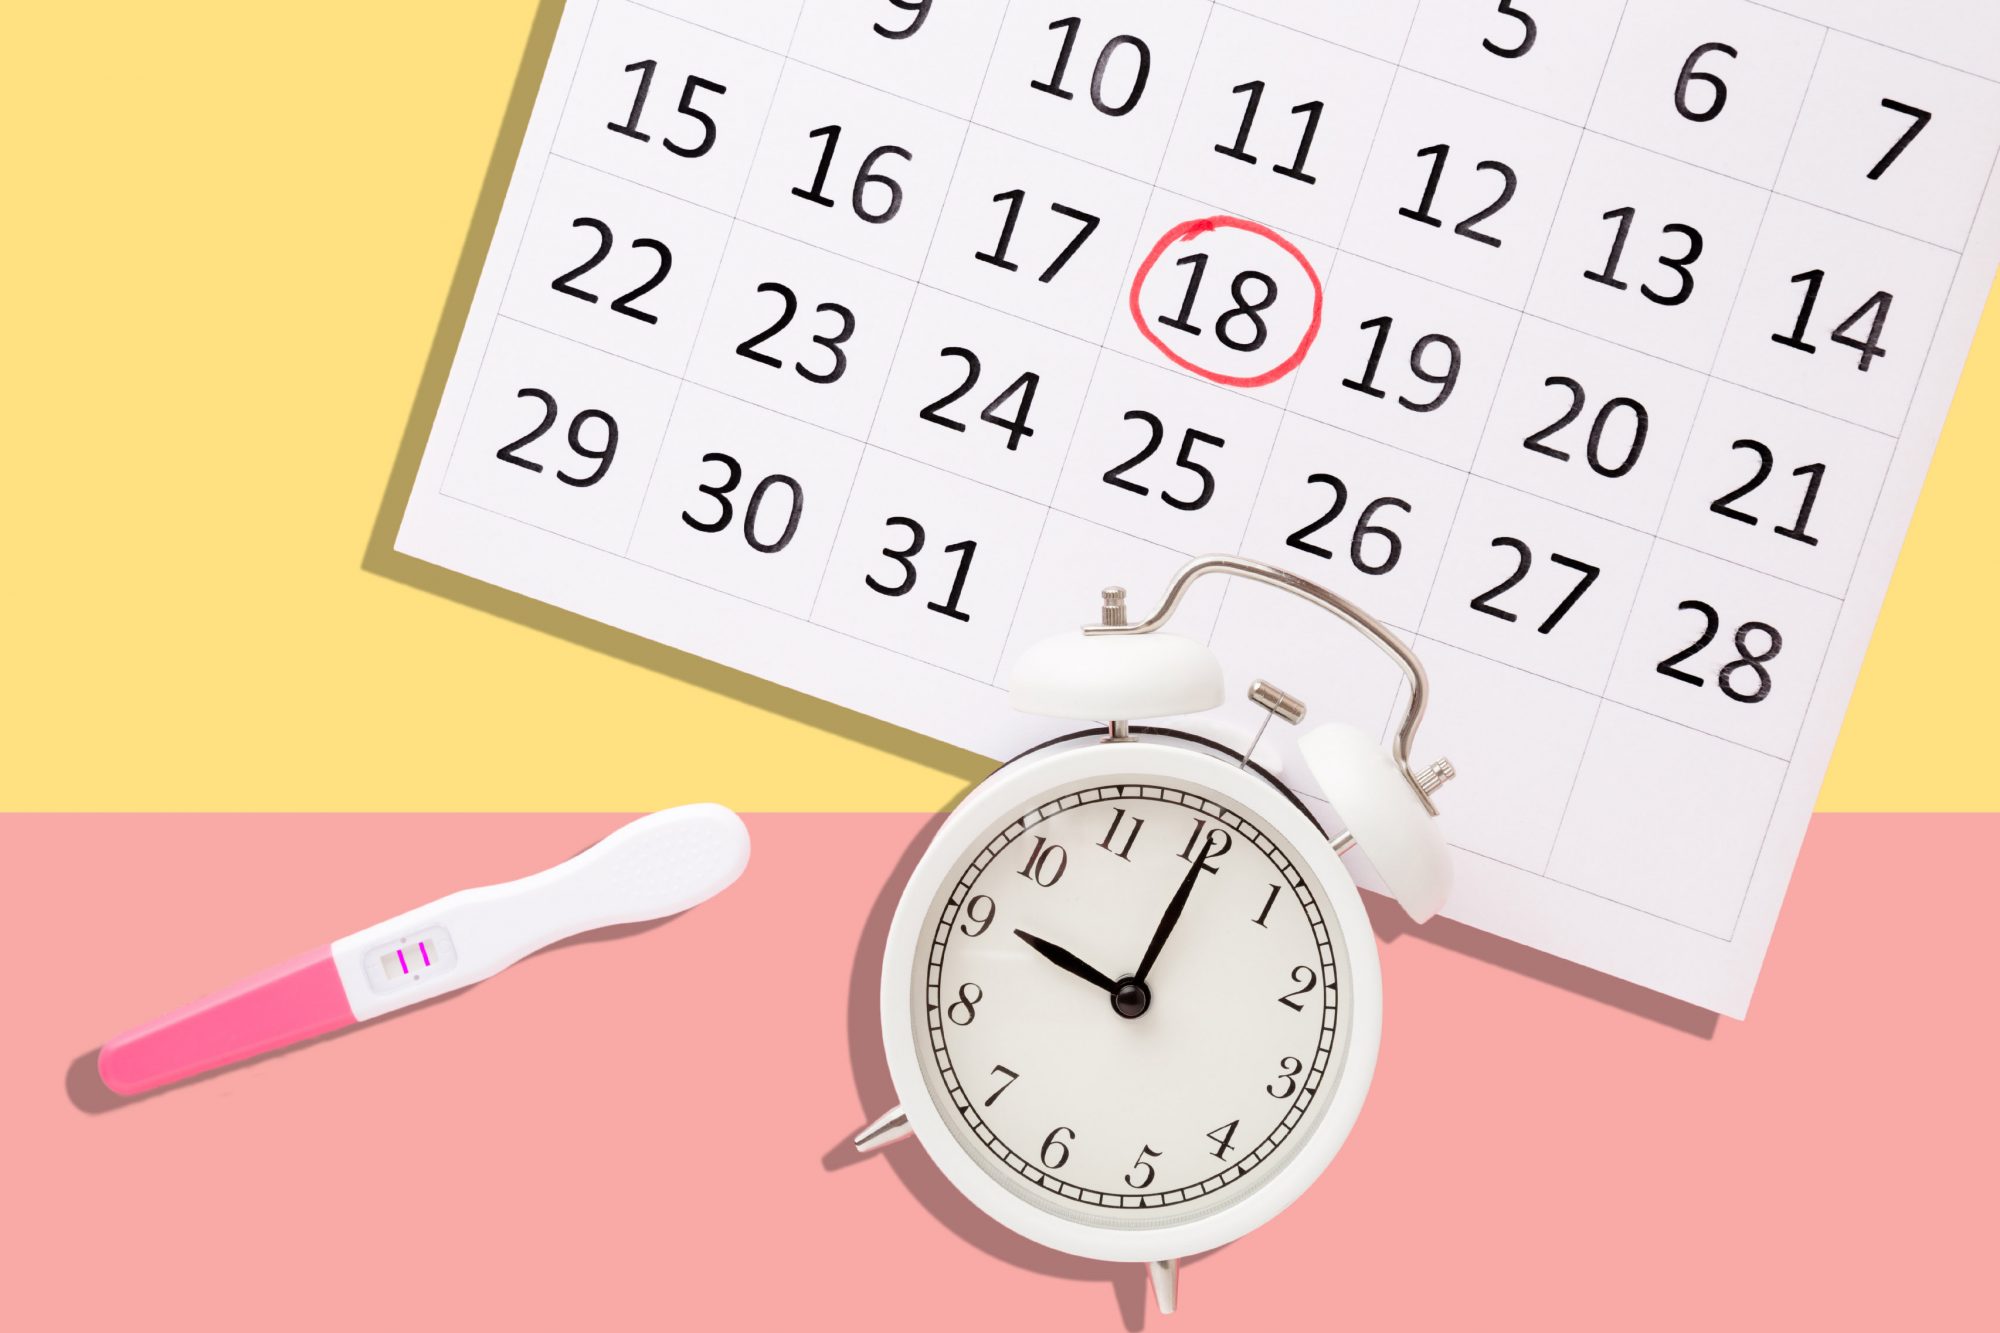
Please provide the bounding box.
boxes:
[1267,1055,1304,1099]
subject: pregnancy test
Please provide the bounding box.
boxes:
[97,804,751,1096]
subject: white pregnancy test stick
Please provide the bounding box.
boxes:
[98,804,751,1096]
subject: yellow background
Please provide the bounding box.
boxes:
[3,2,1995,812]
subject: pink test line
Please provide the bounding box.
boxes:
[419,942,431,966]
[396,949,408,975]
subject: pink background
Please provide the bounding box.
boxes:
[6,812,1993,1329]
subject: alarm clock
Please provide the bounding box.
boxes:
[850,554,1455,1314]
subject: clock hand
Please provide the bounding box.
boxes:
[1133,847,1218,985]
[1013,929,1120,995]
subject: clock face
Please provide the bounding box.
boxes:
[908,779,1349,1227]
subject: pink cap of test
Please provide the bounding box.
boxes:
[97,946,357,1096]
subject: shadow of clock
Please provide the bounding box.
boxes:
[824,812,1181,1333]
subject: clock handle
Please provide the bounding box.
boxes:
[1084,554,1452,814]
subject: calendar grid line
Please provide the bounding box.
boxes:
[1396,0,1636,770]
[537,100,1922,448]
[435,0,612,490]
[1448,836,1743,943]
[801,1,1016,629]
[438,484,1010,690]
[1725,116,2000,944]
[614,2,807,560]
[1541,23,1832,907]
[412,0,2000,1011]
[1739,0,2000,91]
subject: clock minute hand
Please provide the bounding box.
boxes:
[1133,851,1214,985]
[1013,929,1120,995]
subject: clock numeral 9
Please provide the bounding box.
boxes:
[946,981,982,1026]
[1039,1125,1075,1170]
[959,893,996,937]
[1124,1145,1162,1190]
[681,452,804,554]
[865,517,978,622]
[496,388,618,487]
[1278,965,1317,1012]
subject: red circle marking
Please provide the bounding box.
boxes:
[1128,216,1324,389]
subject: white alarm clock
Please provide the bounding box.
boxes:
[851,555,1456,1314]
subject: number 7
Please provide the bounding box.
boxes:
[1868,99,1932,181]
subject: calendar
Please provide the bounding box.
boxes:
[396,0,2000,1017]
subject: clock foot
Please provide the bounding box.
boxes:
[1147,1257,1178,1315]
[852,1105,911,1153]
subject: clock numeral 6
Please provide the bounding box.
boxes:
[1040,1125,1075,1170]
[946,981,982,1026]
[1124,1145,1162,1190]
[1278,964,1317,1012]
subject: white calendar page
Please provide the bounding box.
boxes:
[396,0,2000,1017]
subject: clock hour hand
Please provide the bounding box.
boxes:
[1013,929,1120,995]
[1133,847,1218,984]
